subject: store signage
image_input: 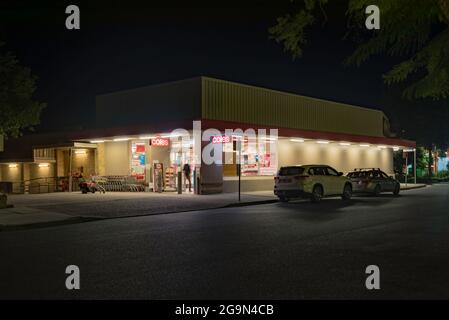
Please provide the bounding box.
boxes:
[150,138,169,147]
[211,135,230,144]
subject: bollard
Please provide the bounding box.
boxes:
[177,171,182,194]
[0,193,7,209]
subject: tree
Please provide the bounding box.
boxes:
[0,42,45,139]
[269,0,449,100]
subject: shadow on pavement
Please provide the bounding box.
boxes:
[274,194,399,216]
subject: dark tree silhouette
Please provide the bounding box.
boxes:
[270,0,449,100]
[0,42,45,139]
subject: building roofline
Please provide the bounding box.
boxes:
[201,76,387,117]
[95,75,387,118]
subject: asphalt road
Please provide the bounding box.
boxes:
[0,184,448,299]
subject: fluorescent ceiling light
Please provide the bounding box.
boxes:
[38,163,49,168]
[393,147,400,151]
[378,145,387,149]
[316,140,329,144]
[8,164,18,168]
[359,144,370,147]
[113,138,130,142]
[339,142,351,146]
[290,138,305,143]
[74,150,86,154]
[139,136,156,140]
[160,133,189,138]
[160,134,176,138]
[90,140,105,143]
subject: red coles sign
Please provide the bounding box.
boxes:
[150,138,169,147]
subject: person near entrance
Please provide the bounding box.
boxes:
[183,162,192,192]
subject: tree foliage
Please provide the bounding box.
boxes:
[269,0,449,100]
[0,42,45,138]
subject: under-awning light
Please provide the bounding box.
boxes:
[8,163,18,168]
[38,163,49,168]
[113,137,130,142]
[339,142,351,146]
[359,144,370,147]
[316,140,329,144]
[290,138,305,143]
[90,140,105,143]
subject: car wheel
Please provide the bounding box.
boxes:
[342,183,352,200]
[393,183,400,195]
[279,196,289,202]
[311,185,323,202]
[374,184,381,196]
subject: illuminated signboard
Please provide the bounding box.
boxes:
[150,138,170,147]
[211,135,230,144]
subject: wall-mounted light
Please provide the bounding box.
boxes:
[316,140,329,144]
[290,138,305,143]
[38,163,49,168]
[339,142,351,146]
[8,163,18,168]
[359,144,370,147]
[113,137,130,142]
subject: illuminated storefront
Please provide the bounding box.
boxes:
[0,77,416,194]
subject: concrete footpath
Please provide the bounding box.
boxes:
[0,184,427,230]
[0,191,277,230]
[0,206,91,231]
[400,183,427,190]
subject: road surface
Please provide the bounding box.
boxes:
[0,184,448,299]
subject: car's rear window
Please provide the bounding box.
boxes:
[347,171,371,178]
[278,167,305,176]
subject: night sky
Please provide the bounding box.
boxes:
[0,0,444,143]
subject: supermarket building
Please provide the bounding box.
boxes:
[0,77,415,194]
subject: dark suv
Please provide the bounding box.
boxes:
[347,168,400,196]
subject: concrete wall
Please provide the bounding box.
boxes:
[0,164,22,182]
[222,177,274,193]
[71,149,96,178]
[97,144,106,176]
[278,140,393,175]
[0,163,23,193]
[103,141,130,175]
